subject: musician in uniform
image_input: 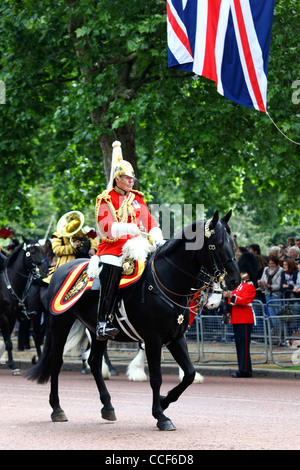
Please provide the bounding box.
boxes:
[43,211,98,284]
[223,271,256,378]
[95,141,163,341]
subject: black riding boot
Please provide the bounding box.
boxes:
[96,263,122,341]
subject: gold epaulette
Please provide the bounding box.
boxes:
[95,190,118,243]
[95,190,113,228]
[130,189,144,197]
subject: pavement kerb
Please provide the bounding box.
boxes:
[1,359,300,380]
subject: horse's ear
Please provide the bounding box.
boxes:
[210,210,219,228]
[22,235,28,244]
[221,210,232,224]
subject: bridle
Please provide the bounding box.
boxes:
[204,218,228,284]
[21,242,46,278]
[2,242,46,317]
[150,218,234,310]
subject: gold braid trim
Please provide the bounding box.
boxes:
[130,189,144,197]
[95,190,136,243]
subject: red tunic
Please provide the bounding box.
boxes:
[229,281,256,324]
[96,188,159,257]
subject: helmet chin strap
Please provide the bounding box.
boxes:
[114,177,134,195]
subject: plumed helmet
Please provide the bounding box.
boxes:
[114,160,135,180]
[107,141,135,190]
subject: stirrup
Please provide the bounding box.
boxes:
[96,322,119,341]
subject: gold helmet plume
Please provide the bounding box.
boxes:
[107,141,135,190]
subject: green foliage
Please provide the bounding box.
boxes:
[0,0,299,245]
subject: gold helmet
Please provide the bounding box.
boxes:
[114,160,135,180]
[107,141,135,190]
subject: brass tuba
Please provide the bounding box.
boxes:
[57,211,85,250]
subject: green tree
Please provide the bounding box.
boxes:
[0,0,299,240]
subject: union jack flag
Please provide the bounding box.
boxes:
[167,0,275,112]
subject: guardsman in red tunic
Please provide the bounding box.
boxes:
[223,271,256,378]
[94,141,163,340]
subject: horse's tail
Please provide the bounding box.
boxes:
[63,319,87,355]
[24,329,53,384]
[127,347,147,382]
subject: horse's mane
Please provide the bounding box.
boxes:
[6,242,24,268]
[156,220,205,259]
[155,215,231,260]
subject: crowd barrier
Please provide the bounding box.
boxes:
[6,298,298,370]
[266,298,300,367]
[186,299,269,365]
[105,298,300,369]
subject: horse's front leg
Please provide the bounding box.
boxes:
[145,341,176,431]
[161,335,195,411]
[88,335,116,421]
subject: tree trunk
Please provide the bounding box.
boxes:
[67,8,139,188]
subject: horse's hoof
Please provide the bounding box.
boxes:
[12,369,21,376]
[157,419,176,431]
[101,407,117,421]
[51,410,68,422]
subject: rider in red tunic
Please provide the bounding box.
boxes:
[94,141,163,340]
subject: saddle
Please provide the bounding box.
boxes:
[50,257,146,315]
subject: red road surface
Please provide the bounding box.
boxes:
[0,369,299,450]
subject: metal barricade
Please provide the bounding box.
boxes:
[194,300,268,365]
[266,298,300,367]
[105,299,300,369]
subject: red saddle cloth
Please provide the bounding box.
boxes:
[50,259,146,315]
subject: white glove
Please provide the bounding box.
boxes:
[149,227,164,247]
[111,222,139,238]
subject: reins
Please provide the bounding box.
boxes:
[149,217,231,310]
[151,254,211,298]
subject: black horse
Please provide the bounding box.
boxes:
[26,211,240,430]
[0,238,48,373]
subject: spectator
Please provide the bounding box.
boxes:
[280,259,297,299]
[287,237,295,248]
[257,256,283,328]
[248,243,268,278]
[286,246,300,262]
[277,243,288,260]
[295,239,300,250]
[238,248,259,287]
[293,260,300,297]
[269,245,281,258]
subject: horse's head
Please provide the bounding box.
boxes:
[204,210,241,291]
[22,236,49,279]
